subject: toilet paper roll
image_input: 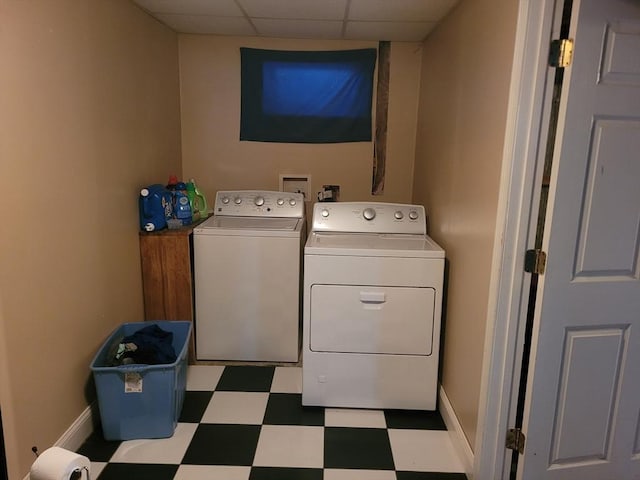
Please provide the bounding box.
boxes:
[30,447,90,480]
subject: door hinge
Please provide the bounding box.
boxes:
[506,428,526,454]
[549,38,574,67]
[525,249,547,274]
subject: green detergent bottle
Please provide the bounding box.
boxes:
[186,179,208,220]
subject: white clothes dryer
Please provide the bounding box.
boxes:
[194,190,305,362]
[302,202,444,410]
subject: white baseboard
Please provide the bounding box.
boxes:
[55,403,97,452]
[439,385,474,478]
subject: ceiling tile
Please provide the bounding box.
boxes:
[237,0,348,21]
[154,14,256,35]
[348,0,458,22]
[344,21,436,42]
[131,0,458,40]
[253,18,344,40]
[133,0,244,16]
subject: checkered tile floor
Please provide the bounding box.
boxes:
[78,365,468,479]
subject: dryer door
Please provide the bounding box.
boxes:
[309,285,434,355]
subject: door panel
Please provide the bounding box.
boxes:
[550,327,627,465]
[574,118,640,279]
[599,21,640,86]
[519,0,640,478]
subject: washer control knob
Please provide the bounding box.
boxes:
[289,198,297,206]
[409,210,419,220]
[394,211,404,220]
[321,209,330,218]
[254,196,265,206]
[277,198,285,206]
[234,197,242,205]
[363,208,376,221]
[221,196,230,204]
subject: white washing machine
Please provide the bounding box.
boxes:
[194,190,305,362]
[302,202,444,410]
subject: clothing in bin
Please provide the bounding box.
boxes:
[108,324,177,366]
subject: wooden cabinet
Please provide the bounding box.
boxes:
[139,221,203,363]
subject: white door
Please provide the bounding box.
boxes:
[519,0,640,478]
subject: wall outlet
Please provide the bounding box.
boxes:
[279,174,311,200]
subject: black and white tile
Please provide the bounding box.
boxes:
[78,365,467,480]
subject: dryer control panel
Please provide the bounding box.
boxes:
[312,202,426,235]
[215,190,304,218]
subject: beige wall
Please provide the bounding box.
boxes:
[413,0,518,449]
[0,1,181,476]
[179,36,422,208]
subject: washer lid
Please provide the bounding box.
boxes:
[305,232,444,258]
[208,216,300,230]
[194,215,302,236]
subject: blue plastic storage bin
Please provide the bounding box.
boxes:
[90,321,192,441]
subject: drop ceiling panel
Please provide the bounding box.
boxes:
[134,0,243,16]
[348,0,457,22]
[238,0,348,20]
[155,14,255,35]
[130,0,460,40]
[253,19,344,40]
[345,21,437,42]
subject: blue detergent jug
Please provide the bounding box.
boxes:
[139,184,173,232]
[174,182,192,225]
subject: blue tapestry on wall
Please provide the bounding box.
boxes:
[240,47,377,143]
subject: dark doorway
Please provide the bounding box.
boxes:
[0,408,7,480]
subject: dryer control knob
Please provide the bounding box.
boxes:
[254,196,265,206]
[289,198,297,206]
[277,198,285,205]
[234,197,242,205]
[409,210,419,220]
[221,196,230,204]
[363,208,376,220]
[321,209,330,218]
[394,211,404,220]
